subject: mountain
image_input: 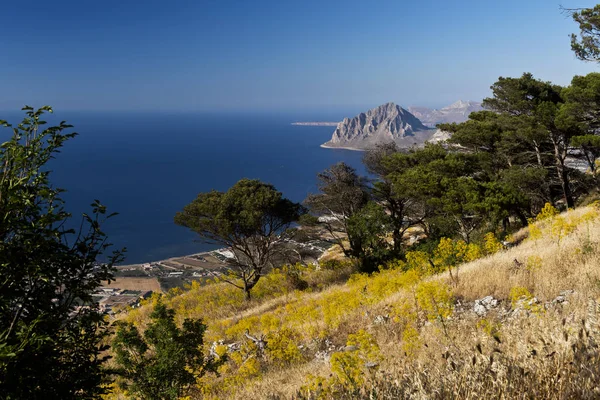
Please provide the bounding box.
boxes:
[408,100,483,127]
[321,102,435,150]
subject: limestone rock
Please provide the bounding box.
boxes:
[322,102,435,150]
[473,296,499,316]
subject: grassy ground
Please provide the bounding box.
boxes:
[109,205,600,399]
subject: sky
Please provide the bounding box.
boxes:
[1,0,599,112]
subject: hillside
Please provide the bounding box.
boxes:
[110,204,600,399]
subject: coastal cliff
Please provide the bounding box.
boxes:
[321,102,435,150]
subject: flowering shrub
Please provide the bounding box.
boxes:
[526,255,543,272]
[416,281,454,323]
[509,286,543,314]
[551,216,576,245]
[299,331,382,398]
[401,325,422,357]
[477,318,501,339]
[266,328,304,366]
[483,232,504,255]
[433,238,481,284]
[536,203,559,221]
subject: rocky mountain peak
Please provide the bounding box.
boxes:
[322,103,434,150]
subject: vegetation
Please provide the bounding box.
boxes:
[569,4,600,62]
[110,202,600,399]
[109,4,600,397]
[0,107,123,399]
[175,179,305,300]
[6,3,600,399]
[112,300,220,399]
[304,162,373,269]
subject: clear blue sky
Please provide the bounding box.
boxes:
[1,0,599,112]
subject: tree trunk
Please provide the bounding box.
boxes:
[533,140,543,166]
[502,217,509,233]
[557,162,575,208]
[243,272,262,302]
[553,140,575,209]
[516,211,529,227]
[392,228,403,253]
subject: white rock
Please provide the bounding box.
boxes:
[473,296,498,316]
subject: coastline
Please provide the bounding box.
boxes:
[320,143,365,152]
[291,122,339,126]
[115,247,230,270]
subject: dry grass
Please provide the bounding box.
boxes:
[110,206,600,399]
[218,206,600,399]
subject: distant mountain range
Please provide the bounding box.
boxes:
[321,100,482,150]
[408,100,483,127]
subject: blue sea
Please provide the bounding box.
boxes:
[20,111,367,264]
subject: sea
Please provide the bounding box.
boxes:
[16,110,368,264]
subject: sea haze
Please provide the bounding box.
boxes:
[33,111,366,264]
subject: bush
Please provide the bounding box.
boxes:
[112,299,220,400]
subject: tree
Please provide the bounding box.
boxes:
[384,144,484,240]
[363,143,424,255]
[346,202,392,272]
[112,299,220,400]
[442,111,551,171]
[483,73,578,208]
[174,179,304,301]
[568,5,600,62]
[572,135,600,177]
[442,111,553,216]
[0,106,124,399]
[304,162,370,261]
[438,177,484,243]
[561,73,600,180]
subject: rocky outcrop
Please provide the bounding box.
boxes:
[409,100,483,128]
[428,128,452,144]
[322,103,435,150]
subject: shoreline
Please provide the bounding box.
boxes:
[320,143,365,152]
[291,122,339,126]
[115,247,229,270]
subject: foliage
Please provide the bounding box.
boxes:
[536,202,559,221]
[483,232,504,255]
[561,73,600,182]
[432,238,480,284]
[476,318,501,340]
[482,73,579,209]
[300,330,382,398]
[508,286,543,314]
[0,106,124,399]
[265,328,304,366]
[112,299,219,400]
[401,325,422,357]
[415,281,454,323]
[304,162,370,261]
[569,5,600,62]
[526,255,543,272]
[345,201,392,272]
[550,215,577,245]
[330,330,381,388]
[174,179,305,300]
[363,143,423,255]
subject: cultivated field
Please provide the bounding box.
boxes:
[102,277,161,292]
